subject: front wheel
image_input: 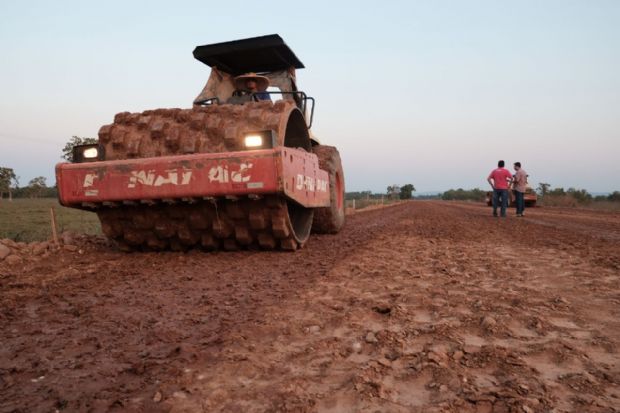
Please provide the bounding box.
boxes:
[312,145,345,234]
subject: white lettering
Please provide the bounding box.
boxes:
[210,163,254,184]
[304,176,315,191]
[295,175,329,192]
[181,171,192,185]
[128,170,155,188]
[208,165,229,183]
[317,179,328,192]
[231,162,253,183]
[128,169,192,188]
[154,170,178,187]
[83,173,96,188]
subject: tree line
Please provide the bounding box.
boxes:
[440,185,620,204]
[346,184,416,201]
[1,136,95,201]
[535,184,619,205]
[0,169,56,200]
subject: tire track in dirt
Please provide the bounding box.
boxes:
[0,204,411,413]
[440,201,620,269]
[167,202,619,412]
[448,201,620,242]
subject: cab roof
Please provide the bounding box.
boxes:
[193,34,304,75]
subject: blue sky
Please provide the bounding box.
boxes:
[0,0,618,192]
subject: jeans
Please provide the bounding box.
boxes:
[514,190,525,215]
[492,189,509,217]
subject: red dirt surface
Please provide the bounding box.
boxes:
[1,201,619,412]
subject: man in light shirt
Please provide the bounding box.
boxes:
[512,162,528,217]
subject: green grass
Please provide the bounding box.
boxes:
[0,198,101,242]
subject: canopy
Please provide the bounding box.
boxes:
[193,34,304,75]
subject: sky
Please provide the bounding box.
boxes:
[0,0,618,193]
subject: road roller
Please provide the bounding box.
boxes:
[56,34,345,251]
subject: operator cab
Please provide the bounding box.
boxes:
[192,34,314,127]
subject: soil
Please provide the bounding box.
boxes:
[1,201,619,413]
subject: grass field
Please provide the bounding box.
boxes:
[0,198,101,242]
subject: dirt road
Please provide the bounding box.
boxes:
[1,201,619,412]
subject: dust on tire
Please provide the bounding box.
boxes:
[312,145,345,234]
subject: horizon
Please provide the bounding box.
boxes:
[1,1,619,193]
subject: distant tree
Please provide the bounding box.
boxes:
[26,176,48,198]
[345,190,374,200]
[0,167,19,201]
[387,185,400,199]
[548,187,566,196]
[566,187,592,203]
[399,184,416,199]
[608,191,620,202]
[441,188,486,201]
[416,193,442,200]
[62,136,97,162]
[537,183,550,197]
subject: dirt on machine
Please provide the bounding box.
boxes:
[55,34,345,251]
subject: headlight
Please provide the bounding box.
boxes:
[83,147,99,158]
[72,144,104,163]
[244,134,264,148]
[243,130,275,150]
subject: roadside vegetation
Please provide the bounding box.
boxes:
[346,184,415,209]
[0,136,92,201]
[537,187,620,210]
[439,185,620,210]
[0,198,100,242]
[441,188,486,202]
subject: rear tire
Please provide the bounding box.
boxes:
[312,145,345,234]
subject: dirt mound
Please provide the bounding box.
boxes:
[0,233,107,269]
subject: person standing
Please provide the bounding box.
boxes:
[487,160,513,217]
[512,162,528,217]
